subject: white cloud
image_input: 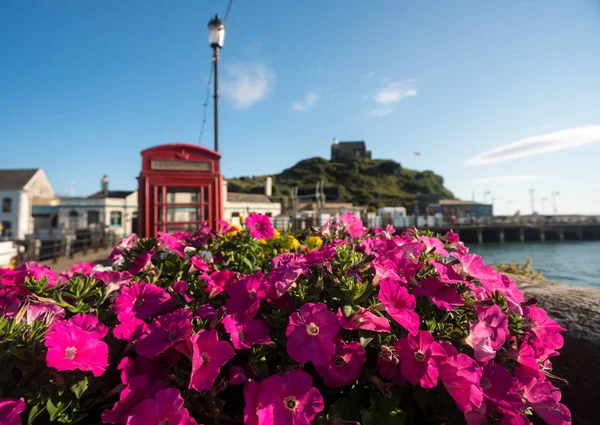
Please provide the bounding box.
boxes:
[291,91,319,112]
[363,71,376,79]
[465,125,600,166]
[375,80,418,104]
[371,108,393,117]
[470,175,542,185]
[221,62,275,109]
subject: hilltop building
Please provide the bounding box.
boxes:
[331,139,372,161]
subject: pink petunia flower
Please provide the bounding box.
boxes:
[465,322,497,362]
[395,330,446,389]
[429,259,465,284]
[419,235,450,257]
[515,367,571,425]
[244,380,261,425]
[108,233,136,264]
[257,369,324,425]
[229,365,247,385]
[315,336,366,387]
[266,264,305,299]
[137,309,192,358]
[413,277,465,310]
[523,305,565,351]
[226,272,267,317]
[476,305,510,350]
[285,302,340,366]
[101,375,169,424]
[94,270,133,296]
[0,397,26,425]
[480,362,523,413]
[438,350,484,412]
[12,262,61,289]
[173,280,194,303]
[377,345,404,385]
[202,269,236,299]
[222,314,271,350]
[506,337,542,374]
[378,279,420,334]
[112,282,172,321]
[0,288,20,318]
[127,387,198,425]
[113,318,149,343]
[337,307,391,333]
[45,324,108,377]
[245,213,274,239]
[457,254,497,281]
[62,262,96,278]
[157,231,186,258]
[339,212,365,238]
[190,256,209,273]
[189,329,235,392]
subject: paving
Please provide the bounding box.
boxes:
[40,247,113,273]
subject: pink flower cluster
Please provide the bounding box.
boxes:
[0,213,572,425]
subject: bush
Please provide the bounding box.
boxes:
[0,213,570,425]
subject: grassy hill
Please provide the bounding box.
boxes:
[226,156,454,211]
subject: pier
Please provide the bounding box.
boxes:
[424,223,600,243]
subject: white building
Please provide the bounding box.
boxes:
[0,169,55,240]
[223,177,282,225]
[56,176,138,237]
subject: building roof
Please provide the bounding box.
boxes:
[334,141,366,150]
[0,169,40,190]
[87,190,135,199]
[227,192,273,203]
[439,199,482,206]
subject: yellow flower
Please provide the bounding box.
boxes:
[287,235,301,251]
[240,215,246,225]
[272,229,281,239]
[226,224,242,236]
[306,235,323,250]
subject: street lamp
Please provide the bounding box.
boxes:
[208,14,226,153]
[551,191,560,215]
[541,197,548,214]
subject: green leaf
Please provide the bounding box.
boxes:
[361,389,406,425]
[353,282,369,301]
[28,403,46,423]
[358,329,375,348]
[46,397,71,421]
[343,305,354,318]
[329,398,359,421]
[70,376,89,399]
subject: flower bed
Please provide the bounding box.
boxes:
[0,213,570,425]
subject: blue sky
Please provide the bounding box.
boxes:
[2,1,600,215]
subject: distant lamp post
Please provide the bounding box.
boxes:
[541,197,548,214]
[208,14,226,153]
[551,191,560,215]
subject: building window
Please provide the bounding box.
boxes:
[1,221,11,238]
[68,210,79,230]
[2,198,12,213]
[87,210,100,225]
[110,211,123,227]
[231,212,240,217]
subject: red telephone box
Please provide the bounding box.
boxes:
[137,143,223,237]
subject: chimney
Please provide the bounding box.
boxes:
[101,175,109,196]
[265,177,273,197]
[222,180,228,202]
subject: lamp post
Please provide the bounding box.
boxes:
[551,191,560,215]
[208,14,226,153]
